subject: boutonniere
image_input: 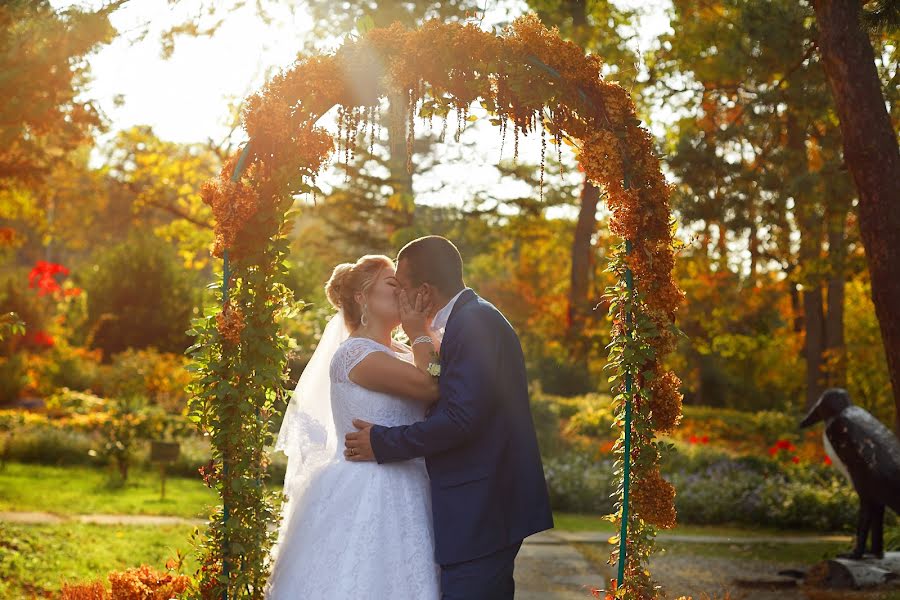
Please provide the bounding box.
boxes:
[426,348,441,378]
[414,335,441,378]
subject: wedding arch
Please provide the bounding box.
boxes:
[186,14,685,600]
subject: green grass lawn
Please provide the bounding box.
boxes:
[0,521,199,599]
[0,461,224,519]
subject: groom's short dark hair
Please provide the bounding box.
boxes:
[397,236,465,295]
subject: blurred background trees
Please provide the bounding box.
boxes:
[1,0,897,425]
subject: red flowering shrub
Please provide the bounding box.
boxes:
[28,260,70,296]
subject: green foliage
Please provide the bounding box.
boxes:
[42,344,102,394]
[95,347,193,414]
[837,276,894,426]
[0,274,48,355]
[2,425,99,468]
[543,440,860,530]
[667,449,857,530]
[93,394,153,482]
[43,387,106,414]
[670,255,806,411]
[676,405,799,443]
[0,312,25,341]
[887,522,900,552]
[0,353,27,406]
[543,450,618,513]
[185,184,298,598]
[862,0,900,33]
[104,126,221,271]
[564,401,616,438]
[83,230,200,358]
[0,416,288,483]
[536,390,864,531]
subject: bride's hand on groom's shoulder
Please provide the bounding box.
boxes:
[398,289,433,339]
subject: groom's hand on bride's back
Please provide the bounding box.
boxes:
[344,419,375,461]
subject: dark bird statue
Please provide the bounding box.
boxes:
[800,388,900,559]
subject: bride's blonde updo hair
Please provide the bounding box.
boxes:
[325,254,395,329]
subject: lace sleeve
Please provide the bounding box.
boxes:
[330,338,388,383]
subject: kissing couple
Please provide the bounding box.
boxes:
[264,235,553,599]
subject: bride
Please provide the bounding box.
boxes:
[264,254,442,599]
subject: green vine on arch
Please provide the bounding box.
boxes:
[185,14,685,600]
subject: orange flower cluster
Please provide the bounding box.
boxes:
[108,564,190,599]
[216,300,245,345]
[631,467,677,530]
[60,565,189,600]
[200,176,259,259]
[648,369,683,433]
[59,580,106,599]
[0,227,15,246]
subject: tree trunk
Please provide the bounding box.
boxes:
[567,179,600,356]
[789,277,803,334]
[716,220,728,272]
[803,285,827,407]
[812,0,900,432]
[825,198,849,387]
[748,196,759,282]
[788,113,827,409]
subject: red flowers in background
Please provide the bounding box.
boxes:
[28,330,54,347]
[27,260,81,298]
[768,438,800,464]
[688,434,710,445]
[28,260,69,296]
[769,439,796,455]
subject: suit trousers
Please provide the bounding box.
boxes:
[440,540,523,600]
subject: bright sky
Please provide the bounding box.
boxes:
[54,0,675,214]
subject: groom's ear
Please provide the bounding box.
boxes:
[421,284,437,312]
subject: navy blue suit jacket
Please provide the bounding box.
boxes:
[369,289,554,565]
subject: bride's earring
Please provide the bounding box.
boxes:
[361,304,369,327]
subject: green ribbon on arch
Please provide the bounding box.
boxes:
[220,141,252,600]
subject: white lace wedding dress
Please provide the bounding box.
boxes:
[264,336,440,599]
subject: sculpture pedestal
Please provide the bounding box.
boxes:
[807,552,900,589]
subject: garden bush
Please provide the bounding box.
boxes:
[667,453,857,529]
[94,348,192,413]
[533,390,867,530]
[82,230,200,359]
[542,451,617,514]
[0,410,288,483]
[0,274,49,356]
[2,425,102,467]
[0,353,27,405]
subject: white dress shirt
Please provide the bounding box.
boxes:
[430,287,470,339]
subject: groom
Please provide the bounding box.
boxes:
[344,235,554,599]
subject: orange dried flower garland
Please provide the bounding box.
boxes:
[200,13,684,599]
